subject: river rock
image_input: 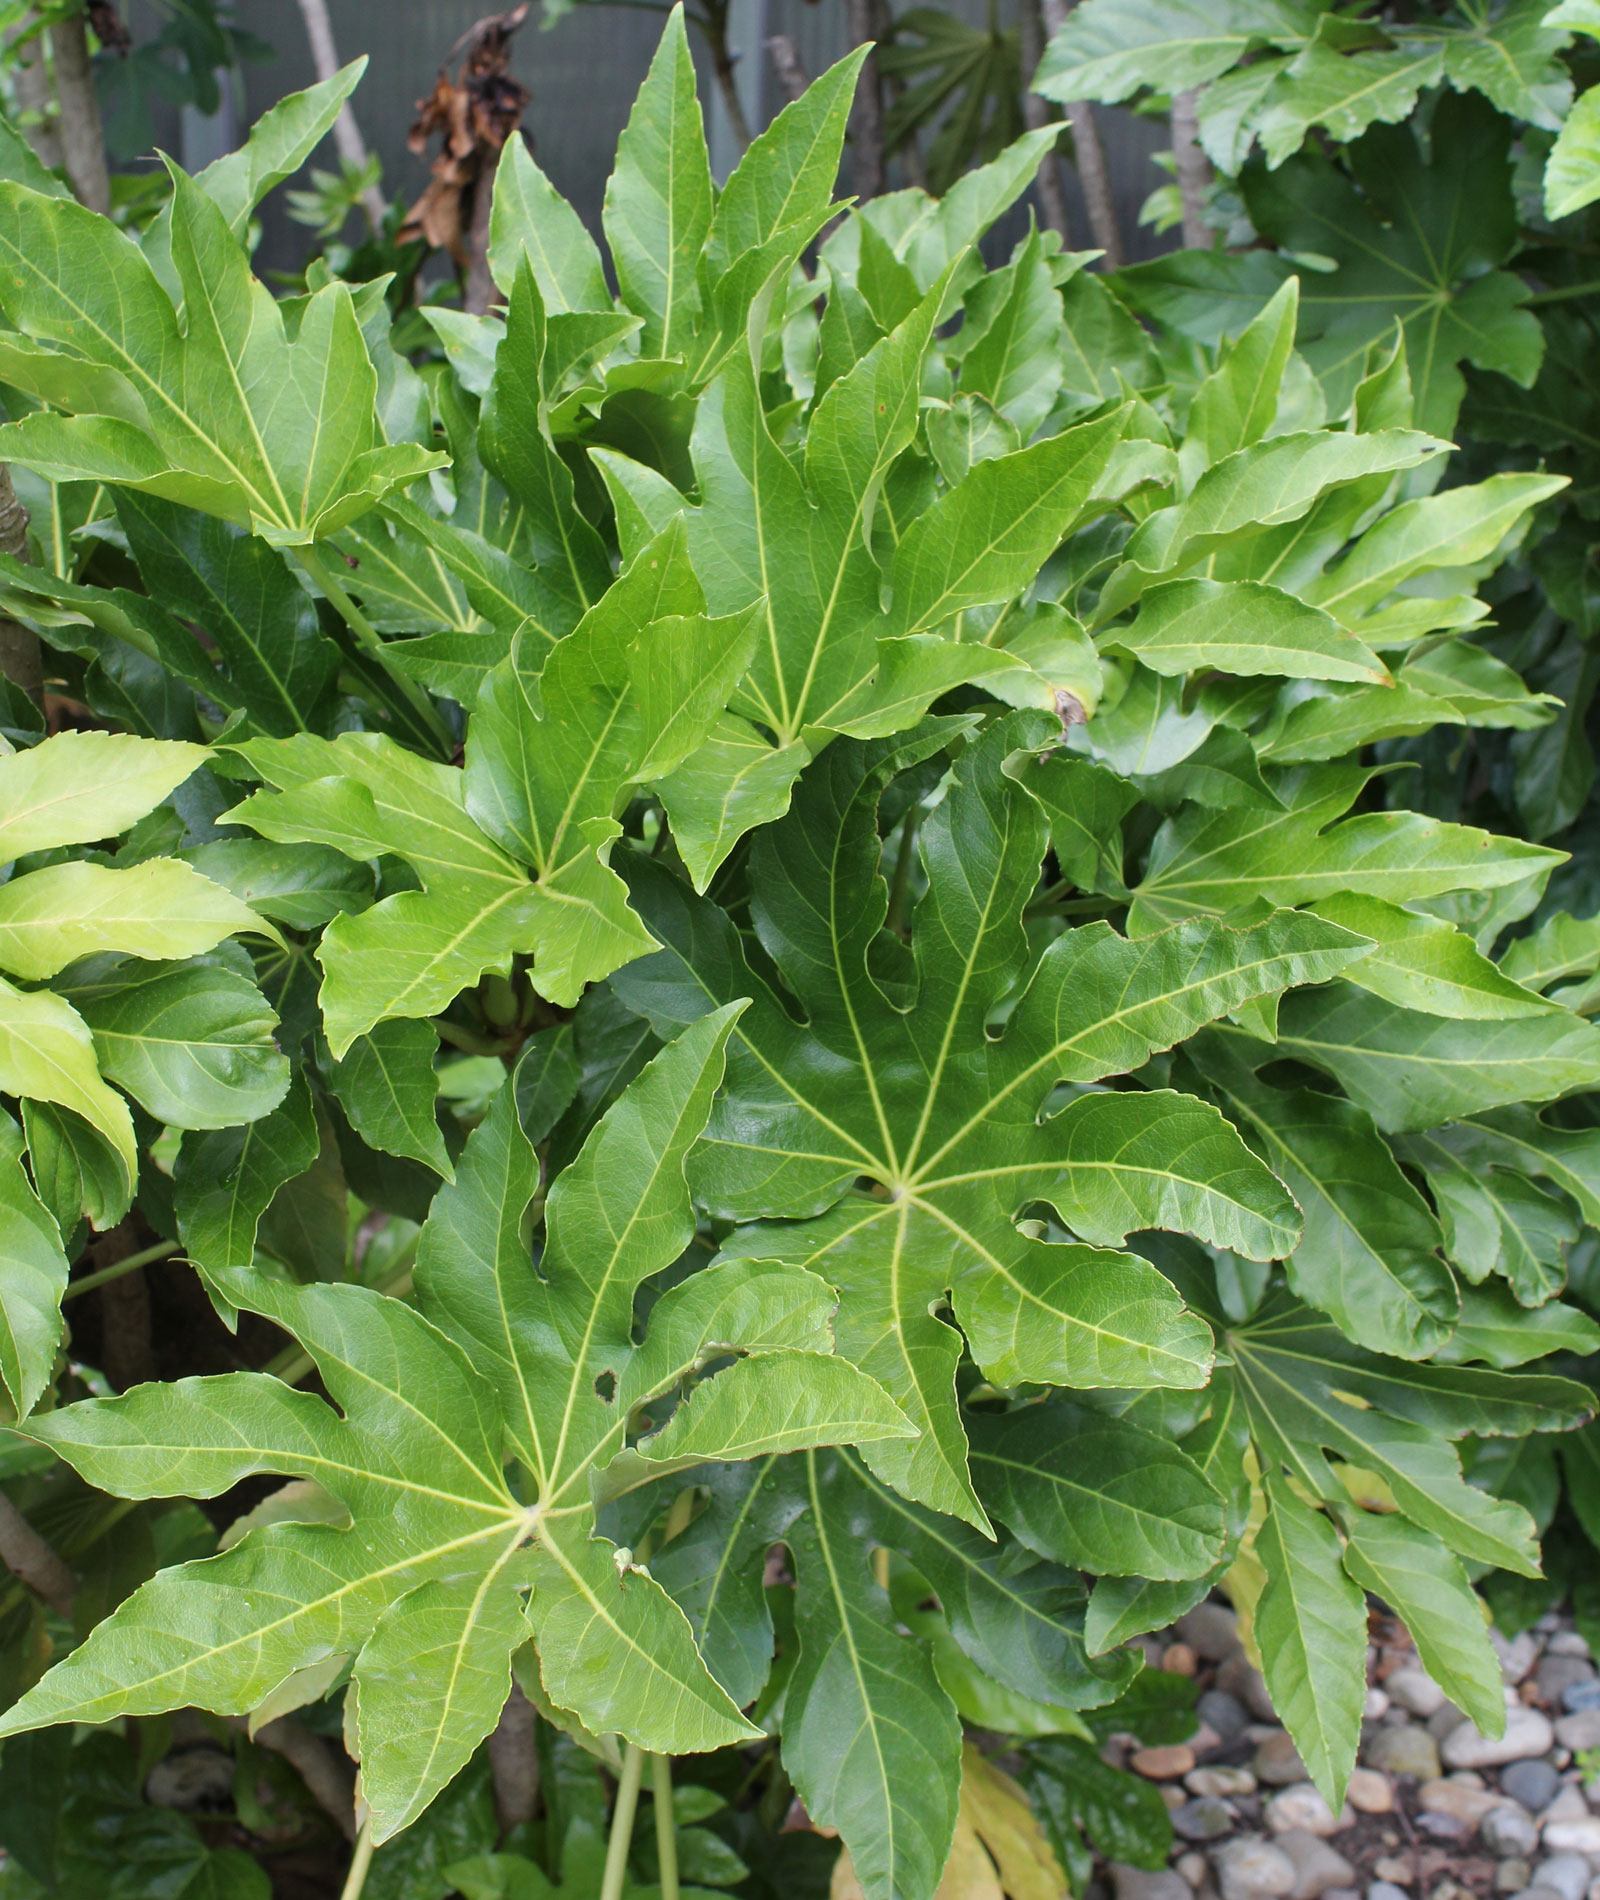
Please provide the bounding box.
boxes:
[1563,1680,1600,1714]
[1134,1746,1197,1781]
[1275,1830,1355,1900]
[1214,1839,1297,1900]
[1387,1668,1448,1718]
[1220,1655,1279,1723]
[1497,1864,1532,1894]
[1345,1769,1392,1815]
[1367,1884,1410,1900]
[1419,1778,1511,1827]
[1482,1805,1541,1859]
[1265,1785,1352,1837]
[1441,1705,1554,1769]
[1174,1798,1238,1842]
[1538,1658,1595,1707]
[1255,1733,1309,1786]
[1495,1632,1542,1685]
[1501,1760,1560,1812]
[1179,1603,1241,1661]
[1536,1861,1594,1900]
[1550,1633,1591,1658]
[1554,1710,1600,1751]
[1540,1816,1600,1855]
[1112,1865,1193,1900]
[1365,1724,1441,1780]
[1190,1768,1258,1798]
[1200,1692,1251,1743]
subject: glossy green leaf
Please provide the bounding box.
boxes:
[620,719,1364,1524]
[326,1019,453,1180]
[0,1109,68,1418]
[1254,1476,1366,1812]
[60,957,289,1131]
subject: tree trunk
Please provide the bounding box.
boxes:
[93,1225,155,1392]
[295,0,388,228]
[1018,0,1070,243]
[0,1493,76,1619]
[0,468,41,709]
[489,1684,539,1835]
[48,9,110,215]
[846,0,886,201]
[8,15,62,170]
[1040,0,1123,267]
[463,142,500,316]
[766,35,809,106]
[1171,88,1214,250]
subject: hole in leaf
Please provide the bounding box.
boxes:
[593,1369,617,1404]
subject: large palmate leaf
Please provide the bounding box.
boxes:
[0,156,438,546]
[599,317,1127,886]
[1220,1284,1590,1802]
[0,1012,912,1839]
[617,715,1368,1527]
[228,521,753,1052]
[604,1437,1146,1900]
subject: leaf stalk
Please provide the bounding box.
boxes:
[653,1753,679,1900]
[601,1742,646,1900]
[294,543,454,754]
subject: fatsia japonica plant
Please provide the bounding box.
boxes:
[1,13,1599,1900]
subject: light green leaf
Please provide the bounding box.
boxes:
[488,139,610,313]
[1113,579,1388,684]
[1338,1509,1503,1734]
[1195,1032,1457,1360]
[1254,1476,1366,1813]
[0,729,206,862]
[639,1352,914,1463]
[174,1067,321,1286]
[0,1109,68,1418]
[0,859,276,981]
[1036,0,1304,104]
[1273,985,1600,1133]
[1548,85,1600,219]
[622,721,1364,1524]
[602,6,712,359]
[0,975,136,1179]
[1309,894,1558,1019]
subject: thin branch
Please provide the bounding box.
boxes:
[0,1492,76,1619]
[700,0,751,151]
[1171,88,1213,249]
[1018,0,1070,242]
[846,0,885,201]
[1041,0,1123,266]
[63,1238,178,1303]
[295,0,388,228]
[48,9,110,215]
